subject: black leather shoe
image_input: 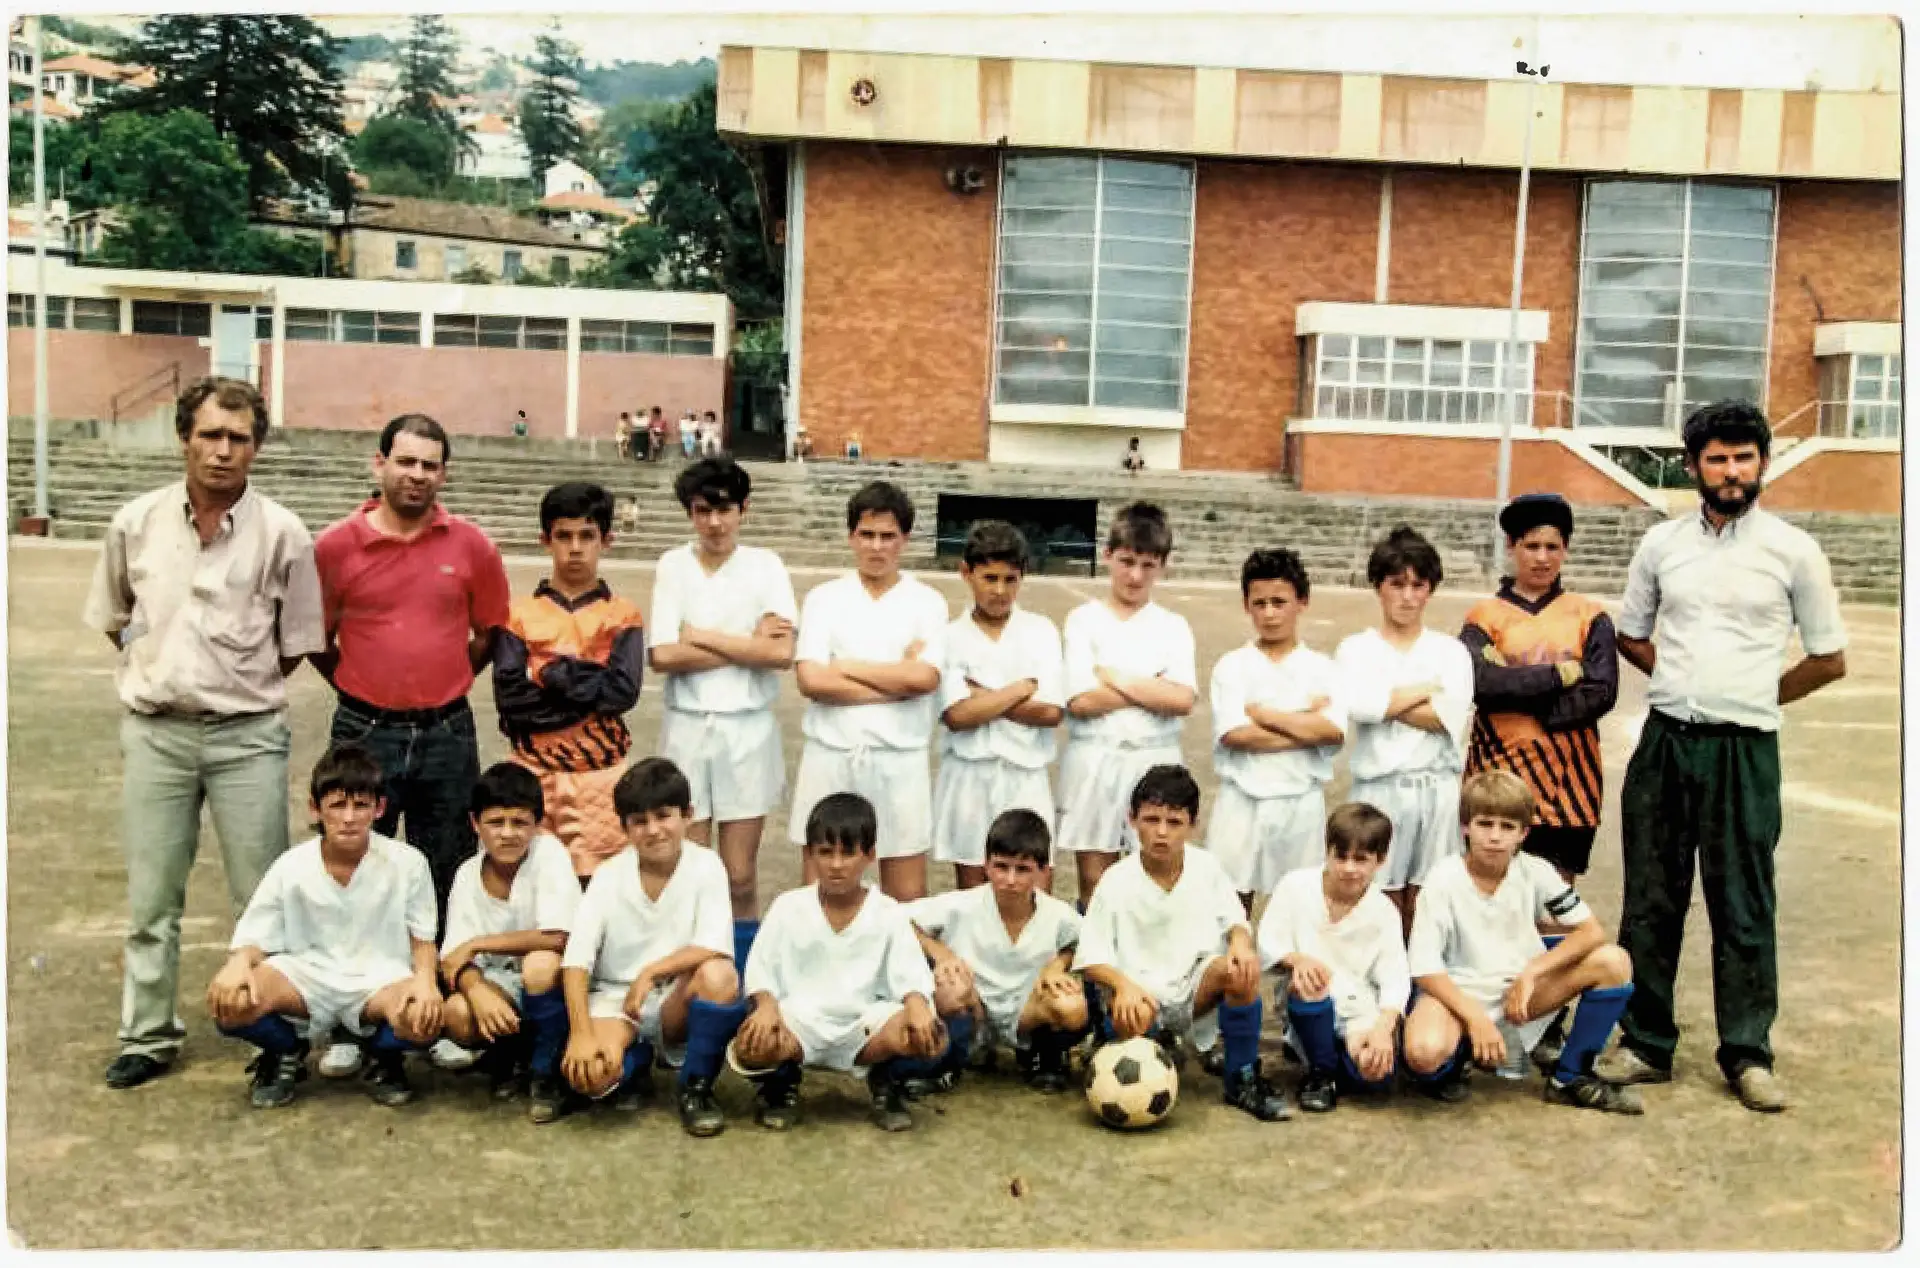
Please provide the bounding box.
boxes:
[677,1075,727,1137]
[104,1052,170,1089]
[1298,1070,1339,1114]
[1222,1064,1293,1122]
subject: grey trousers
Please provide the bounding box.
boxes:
[118,709,292,1060]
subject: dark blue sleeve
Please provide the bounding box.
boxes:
[1543,613,1619,731]
[537,626,646,717]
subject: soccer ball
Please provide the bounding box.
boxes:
[1084,1036,1179,1130]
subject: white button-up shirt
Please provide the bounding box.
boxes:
[1618,506,1848,732]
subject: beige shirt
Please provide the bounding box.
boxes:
[83,481,326,717]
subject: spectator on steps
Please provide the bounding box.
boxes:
[1122,437,1145,473]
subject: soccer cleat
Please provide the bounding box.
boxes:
[527,1075,574,1124]
[1419,1066,1473,1104]
[1145,1027,1187,1074]
[427,1038,480,1072]
[1298,1070,1339,1114]
[478,1038,529,1102]
[1732,1066,1788,1113]
[1222,1065,1292,1121]
[752,1067,803,1131]
[611,1067,653,1113]
[677,1075,727,1137]
[1545,1073,1645,1115]
[1593,1045,1672,1087]
[1023,1042,1074,1095]
[362,1051,416,1108]
[1530,1008,1570,1074]
[902,1067,962,1100]
[103,1052,170,1090]
[245,1043,310,1109]
[318,1040,365,1079]
[1198,1044,1226,1077]
[866,1066,915,1132]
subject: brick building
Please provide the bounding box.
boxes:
[718,15,1901,512]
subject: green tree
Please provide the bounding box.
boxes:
[586,82,780,320]
[103,16,348,208]
[391,14,470,167]
[514,25,584,182]
[353,114,455,182]
[42,16,127,54]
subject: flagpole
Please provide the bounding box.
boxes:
[32,12,50,524]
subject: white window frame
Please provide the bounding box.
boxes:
[1308,333,1535,425]
[1818,352,1902,439]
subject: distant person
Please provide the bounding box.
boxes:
[680,412,699,460]
[1122,437,1145,473]
[513,410,530,439]
[616,412,632,460]
[647,407,667,461]
[846,430,864,461]
[792,425,814,462]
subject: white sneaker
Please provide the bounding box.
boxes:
[428,1038,480,1071]
[318,1041,365,1079]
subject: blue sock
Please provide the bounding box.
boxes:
[939,1011,975,1072]
[733,920,760,973]
[521,987,569,1078]
[220,1014,300,1054]
[1217,999,1263,1078]
[680,998,748,1085]
[1286,995,1341,1075]
[1084,980,1114,1044]
[621,1040,655,1086]
[370,1023,418,1053]
[1554,983,1633,1084]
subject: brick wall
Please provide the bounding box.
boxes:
[1768,180,1903,424]
[7,329,207,422]
[276,342,568,437]
[1294,431,1644,506]
[1764,446,1900,514]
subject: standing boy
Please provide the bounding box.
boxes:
[1402,771,1640,1114]
[205,746,443,1109]
[559,759,746,1137]
[1208,548,1346,908]
[1334,526,1474,934]
[1057,504,1197,903]
[729,793,945,1132]
[1259,802,1408,1113]
[790,482,949,902]
[493,483,646,879]
[438,763,581,1123]
[932,521,1065,891]
[1074,765,1291,1121]
[650,456,798,966]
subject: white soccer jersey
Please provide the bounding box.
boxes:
[907,885,1081,1021]
[1256,866,1409,1030]
[796,572,950,750]
[232,832,436,975]
[651,542,800,715]
[1209,642,1346,799]
[1335,627,1474,783]
[744,884,935,1023]
[1062,600,1198,748]
[561,843,733,994]
[1407,852,1592,1006]
[939,607,1064,768]
[441,833,580,978]
[1072,847,1245,1002]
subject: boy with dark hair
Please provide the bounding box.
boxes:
[438,762,581,1122]
[1208,547,1346,908]
[494,482,646,879]
[206,745,443,1109]
[651,456,798,969]
[1058,503,1197,903]
[1074,764,1290,1121]
[560,757,745,1136]
[729,792,945,1132]
[1334,526,1474,933]
[932,521,1065,890]
[908,809,1086,1093]
[791,482,949,902]
[1402,771,1640,1114]
[1259,801,1408,1113]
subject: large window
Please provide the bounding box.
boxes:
[994,154,1194,413]
[1576,179,1776,429]
[434,313,565,350]
[131,301,212,337]
[1309,334,1534,424]
[284,308,421,344]
[580,319,714,356]
[8,294,117,330]
[1819,353,1901,439]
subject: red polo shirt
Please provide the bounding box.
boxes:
[315,500,512,711]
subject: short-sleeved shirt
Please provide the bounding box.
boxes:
[1407,853,1591,1006]
[744,884,936,1022]
[1335,628,1475,783]
[83,482,325,716]
[561,844,733,994]
[441,833,581,979]
[906,886,1081,1018]
[1209,642,1346,799]
[314,500,512,712]
[795,573,950,750]
[1617,506,1848,732]
[938,607,1065,768]
[1062,600,1198,748]
[1256,866,1409,1031]
[232,832,437,974]
[1072,847,1245,1002]
[650,543,799,715]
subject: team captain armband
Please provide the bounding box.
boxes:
[1544,886,1584,921]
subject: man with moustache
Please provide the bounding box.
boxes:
[1594,400,1848,1114]
[85,377,326,1089]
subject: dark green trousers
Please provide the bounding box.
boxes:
[1616,709,1782,1080]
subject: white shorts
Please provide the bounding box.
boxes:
[660,707,786,824]
[1056,740,1183,856]
[785,999,905,1074]
[1205,785,1327,895]
[268,953,410,1041]
[978,980,1046,1050]
[1464,986,1555,1056]
[588,980,687,1069]
[930,755,1055,865]
[1349,770,1463,891]
[789,743,933,859]
[478,962,525,1007]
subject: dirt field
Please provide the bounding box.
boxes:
[4,538,1901,1250]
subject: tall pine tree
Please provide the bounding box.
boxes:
[515,25,584,182]
[391,13,469,174]
[105,16,347,209]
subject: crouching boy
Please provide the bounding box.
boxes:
[559,758,747,1137]
[728,793,945,1133]
[1402,770,1640,1114]
[908,809,1086,1094]
[438,763,581,1122]
[206,745,443,1109]
[1074,765,1290,1121]
[1258,802,1409,1113]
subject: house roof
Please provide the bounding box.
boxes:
[10,93,77,119]
[472,112,513,135]
[346,195,605,251]
[43,52,145,81]
[538,191,637,220]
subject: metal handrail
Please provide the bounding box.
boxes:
[109,361,181,426]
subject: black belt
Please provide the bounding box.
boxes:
[1649,710,1765,739]
[334,690,470,728]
